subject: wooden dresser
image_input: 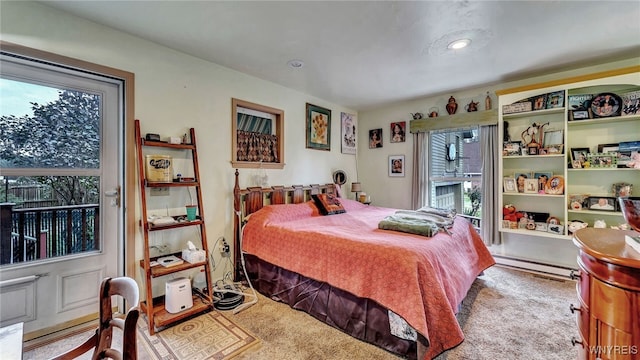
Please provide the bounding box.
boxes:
[572,228,640,360]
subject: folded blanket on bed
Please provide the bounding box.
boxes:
[378,210,454,237]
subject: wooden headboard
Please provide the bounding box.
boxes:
[232,169,336,280]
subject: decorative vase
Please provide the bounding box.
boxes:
[446,96,458,115]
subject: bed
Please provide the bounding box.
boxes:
[232,170,495,359]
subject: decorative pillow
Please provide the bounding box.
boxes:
[312,193,346,215]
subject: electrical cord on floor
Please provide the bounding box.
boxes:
[210,211,258,314]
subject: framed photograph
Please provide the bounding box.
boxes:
[503,141,522,156]
[542,129,563,147]
[568,109,592,121]
[369,128,383,149]
[503,177,517,193]
[514,172,530,193]
[571,159,582,169]
[524,179,539,194]
[597,143,619,153]
[570,148,590,166]
[388,155,405,177]
[545,90,565,109]
[390,121,406,143]
[532,94,547,111]
[612,182,632,198]
[340,112,356,155]
[544,144,564,155]
[587,153,616,168]
[569,194,589,210]
[533,172,552,192]
[588,197,616,211]
[535,222,548,232]
[547,224,564,235]
[306,103,331,151]
[545,175,564,195]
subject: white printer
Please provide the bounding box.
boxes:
[165,277,193,313]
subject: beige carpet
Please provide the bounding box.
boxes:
[23,311,259,360]
[227,265,579,360]
[24,266,579,360]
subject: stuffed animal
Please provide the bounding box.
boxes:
[626,151,640,169]
[503,204,524,222]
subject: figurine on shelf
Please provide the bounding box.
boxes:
[485,91,492,110]
[466,100,479,112]
[446,96,458,115]
[411,112,424,120]
[428,107,439,117]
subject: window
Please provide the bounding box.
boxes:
[231,98,284,169]
[429,127,481,228]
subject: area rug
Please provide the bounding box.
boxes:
[23,311,260,360]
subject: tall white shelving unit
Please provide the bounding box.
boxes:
[495,68,640,274]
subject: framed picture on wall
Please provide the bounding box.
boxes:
[369,128,383,149]
[340,112,356,154]
[388,155,405,177]
[390,121,406,143]
[306,103,331,151]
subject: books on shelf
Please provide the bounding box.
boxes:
[157,255,184,267]
[625,234,640,257]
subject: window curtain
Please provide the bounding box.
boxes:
[411,132,429,210]
[480,124,500,245]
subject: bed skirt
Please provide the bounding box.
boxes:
[245,253,427,359]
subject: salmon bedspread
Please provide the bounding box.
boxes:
[242,199,495,359]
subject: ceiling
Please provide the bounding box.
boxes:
[41,1,640,111]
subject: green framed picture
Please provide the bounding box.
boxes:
[306,103,331,151]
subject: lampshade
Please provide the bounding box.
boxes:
[351,182,362,192]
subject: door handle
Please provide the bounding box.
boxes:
[105,186,121,207]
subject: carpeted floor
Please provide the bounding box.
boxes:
[23,265,579,360]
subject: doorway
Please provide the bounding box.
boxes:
[0,47,128,336]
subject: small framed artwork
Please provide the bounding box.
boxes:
[544,144,564,155]
[588,197,616,211]
[340,112,356,155]
[503,177,517,193]
[524,179,539,194]
[390,121,406,143]
[590,93,622,118]
[532,94,547,111]
[542,129,563,147]
[533,172,552,192]
[545,175,564,195]
[514,173,530,193]
[597,143,619,153]
[545,90,565,109]
[388,155,405,177]
[571,148,590,166]
[306,103,331,151]
[547,224,564,235]
[587,153,616,168]
[369,128,383,149]
[612,182,632,198]
[503,141,522,156]
[569,109,592,121]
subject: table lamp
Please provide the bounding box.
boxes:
[351,182,362,201]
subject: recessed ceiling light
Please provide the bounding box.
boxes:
[287,59,304,68]
[447,39,471,50]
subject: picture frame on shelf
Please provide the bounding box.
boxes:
[545,175,564,195]
[532,94,547,111]
[544,144,564,155]
[587,196,616,211]
[621,90,640,116]
[570,147,590,167]
[569,194,589,210]
[542,129,563,147]
[503,141,522,156]
[568,109,592,121]
[547,223,564,235]
[306,103,332,151]
[590,92,622,118]
[524,179,538,194]
[545,90,565,109]
[514,172,530,193]
[503,177,517,193]
[388,155,405,177]
[597,143,619,153]
[571,159,582,169]
[533,172,552,192]
[612,182,632,198]
[587,153,616,168]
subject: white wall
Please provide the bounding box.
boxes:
[1,2,358,285]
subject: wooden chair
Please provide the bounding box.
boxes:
[51,277,140,360]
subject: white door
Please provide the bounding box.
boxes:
[0,53,123,334]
